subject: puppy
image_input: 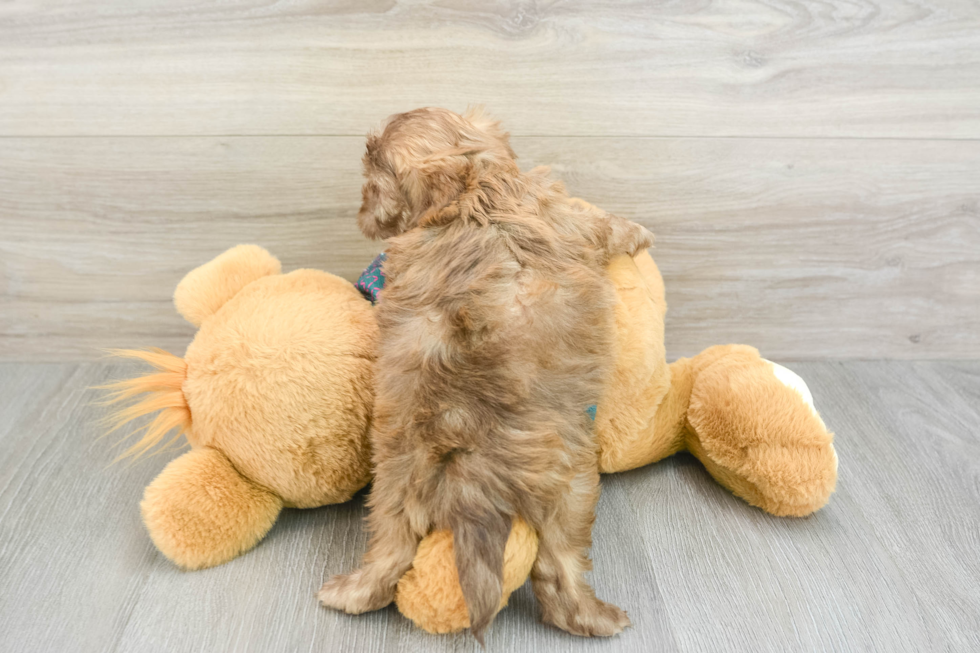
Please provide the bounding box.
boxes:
[318,107,653,642]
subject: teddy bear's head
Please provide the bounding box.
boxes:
[104,245,378,568]
[173,245,377,508]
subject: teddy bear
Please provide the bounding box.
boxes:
[102,239,837,634]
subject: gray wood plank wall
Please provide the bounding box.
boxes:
[1,1,978,360]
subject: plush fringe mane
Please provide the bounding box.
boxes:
[96,348,191,462]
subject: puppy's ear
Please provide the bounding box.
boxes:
[357,172,407,240]
[357,134,408,240]
[406,155,469,227]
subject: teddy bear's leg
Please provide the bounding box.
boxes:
[685,346,838,517]
[141,446,283,569]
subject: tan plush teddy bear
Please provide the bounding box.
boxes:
[104,241,836,634]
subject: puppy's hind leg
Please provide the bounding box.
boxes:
[318,502,421,614]
[530,465,630,637]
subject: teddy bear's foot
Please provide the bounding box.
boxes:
[540,596,631,637]
[767,360,839,475]
[318,569,396,614]
[685,345,838,517]
[141,446,284,569]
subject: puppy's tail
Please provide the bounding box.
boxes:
[450,504,512,645]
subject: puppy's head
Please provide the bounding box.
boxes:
[357,107,517,239]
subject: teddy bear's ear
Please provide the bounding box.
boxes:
[173,244,281,327]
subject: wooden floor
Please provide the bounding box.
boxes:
[2,0,979,361]
[1,359,978,652]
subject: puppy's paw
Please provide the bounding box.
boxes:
[544,598,631,637]
[317,570,394,614]
[631,224,656,255]
[317,573,356,612]
[585,599,631,636]
[607,215,654,257]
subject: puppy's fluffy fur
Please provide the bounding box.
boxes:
[318,107,653,641]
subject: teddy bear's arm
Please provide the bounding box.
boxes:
[394,517,538,634]
[141,446,284,569]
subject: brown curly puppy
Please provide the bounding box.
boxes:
[318,107,653,642]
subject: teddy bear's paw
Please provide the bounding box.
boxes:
[543,597,631,637]
[317,570,395,615]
